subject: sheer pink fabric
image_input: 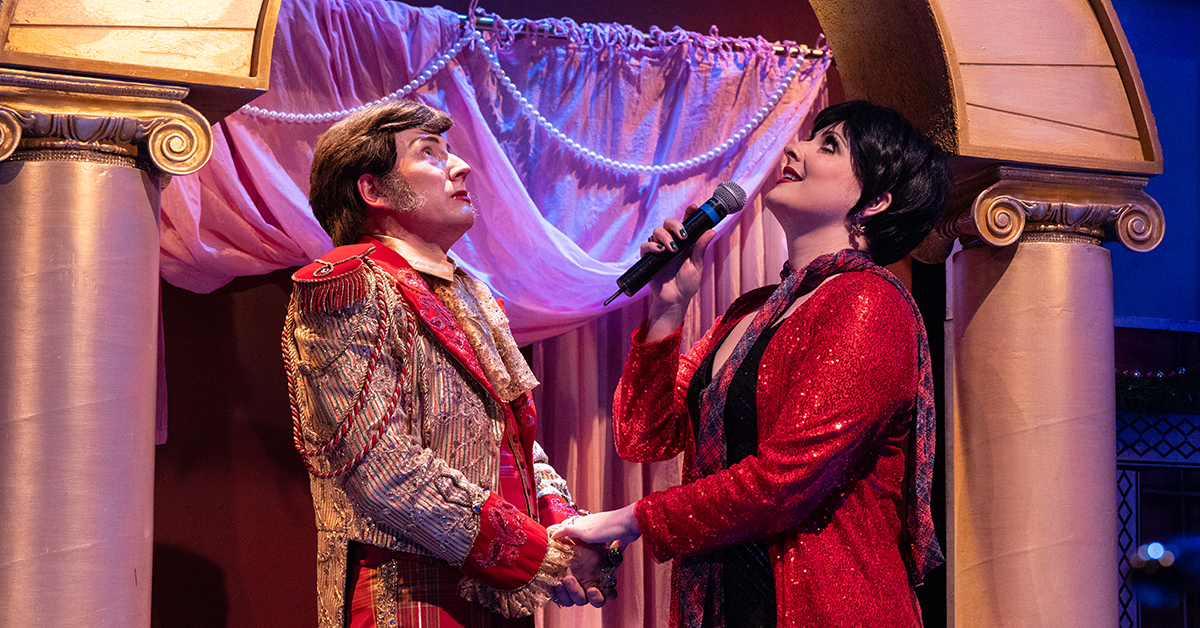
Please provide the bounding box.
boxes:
[157,1,828,625]
[159,0,827,344]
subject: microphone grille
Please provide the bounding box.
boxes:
[713,181,748,214]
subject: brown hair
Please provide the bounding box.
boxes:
[309,101,453,246]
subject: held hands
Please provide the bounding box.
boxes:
[547,540,617,608]
[546,504,641,608]
[549,503,641,555]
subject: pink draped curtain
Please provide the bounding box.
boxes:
[159,0,827,624]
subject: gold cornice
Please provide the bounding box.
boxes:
[913,165,1165,263]
[0,0,281,125]
[811,0,1161,177]
[0,68,212,175]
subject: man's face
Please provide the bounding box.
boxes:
[386,128,474,252]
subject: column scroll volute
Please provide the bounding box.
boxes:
[1110,190,1165,253]
[913,165,1165,263]
[0,68,213,175]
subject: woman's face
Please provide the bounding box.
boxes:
[765,122,863,230]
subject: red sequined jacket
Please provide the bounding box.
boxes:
[614,272,926,627]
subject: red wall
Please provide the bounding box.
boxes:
[153,271,315,627]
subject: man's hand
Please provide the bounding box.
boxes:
[548,540,619,607]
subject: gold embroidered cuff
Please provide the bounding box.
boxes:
[457,538,573,618]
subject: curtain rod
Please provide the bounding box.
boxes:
[460,15,827,59]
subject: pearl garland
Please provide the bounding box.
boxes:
[239,30,476,124]
[477,28,818,174]
[241,23,825,175]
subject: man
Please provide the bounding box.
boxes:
[284,100,615,627]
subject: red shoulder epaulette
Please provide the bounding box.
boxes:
[291,243,377,313]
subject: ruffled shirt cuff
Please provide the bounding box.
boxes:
[456,492,573,618]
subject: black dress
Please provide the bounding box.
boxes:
[686,323,781,628]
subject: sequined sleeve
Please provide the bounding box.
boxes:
[633,274,920,562]
[611,319,727,462]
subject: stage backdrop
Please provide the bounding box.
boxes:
[155,0,828,626]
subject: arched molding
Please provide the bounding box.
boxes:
[810,0,1161,177]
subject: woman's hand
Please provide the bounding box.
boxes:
[548,503,641,549]
[642,205,717,342]
[546,505,639,608]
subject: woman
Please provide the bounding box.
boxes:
[551,101,953,627]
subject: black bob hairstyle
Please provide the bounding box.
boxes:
[811,101,954,267]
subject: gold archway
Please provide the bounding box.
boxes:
[813,0,1160,174]
[0,1,1161,626]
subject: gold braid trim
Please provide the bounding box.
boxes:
[291,248,377,314]
[293,264,369,313]
[456,538,574,618]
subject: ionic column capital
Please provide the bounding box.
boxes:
[0,68,213,175]
[914,165,1165,262]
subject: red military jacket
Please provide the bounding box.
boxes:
[285,238,578,626]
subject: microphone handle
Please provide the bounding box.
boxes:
[612,202,724,300]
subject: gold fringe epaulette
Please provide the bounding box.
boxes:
[292,245,376,314]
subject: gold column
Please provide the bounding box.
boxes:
[934,166,1163,627]
[0,68,211,626]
